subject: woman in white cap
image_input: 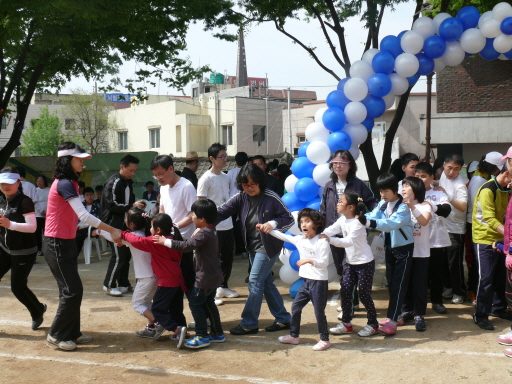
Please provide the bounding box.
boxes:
[44,142,122,351]
[0,167,46,331]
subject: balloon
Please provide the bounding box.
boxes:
[456,6,481,30]
[284,174,298,193]
[479,11,494,29]
[312,163,332,187]
[394,53,419,78]
[283,239,296,252]
[322,107,347,132]
[349,60,375,82]
[367,73,392,97]
[289,278,305,298]
[383,92,396,109]
[504,49,512,59]
[291,157,316,179]
[480,38,501,60]
[327,263,338,283]
[361,116,375,131]
[348,143,360,161]
[361,95,386,119]
[318,185,325,198]
[297,141,310,157]
[306,141,331,165]
[459,28,486,54]
[493,2,512,22]
[372,51,395,74]
[337,77,350,91]
[443,41,465,66]
[288,211,302,235]
[433,13,452,35]
[280,248,292,263]
[493,33,512,53]
[423,35,447,59]
[502,17,512,35]
[498,53,509,60]
[279,263,300,284]
[314,107,328,123]
[344,101,367,124]
[282,192,307,212]
[306,197,321,210]
[362,48,380,64]
[407,73,420,86]
[481,18,502,38]
[439,17,464,42]
[343,77,368,102]
[343,123,368,146]
[433,57,447,72]
[389,73,409,95]
[400,30,425,54]
[416,53,435,75]
[380,35,403,58]
[305,122,329,142]
[412,17,436,38]
[326,90,350,110]
[327,131,352,152]
[294,177,319,202]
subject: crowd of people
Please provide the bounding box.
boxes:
[1,141,511,357]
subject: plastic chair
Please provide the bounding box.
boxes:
[83,226,102,264]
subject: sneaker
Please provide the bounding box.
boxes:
[312,340,331,351]
[265,322,291,332]
[329,322,353,335]
[474,317,494,331]
[75,334,93,344]
[337,311,343,321]
[209,334,226,343]
[47,334,77,351]
[37,251,43,256]
[451,294,464,304]
[188,319,211,329]
[490,310,512,321]
[278,335,300,345]
[103,286,123,297]
[415,316,426,332]
[380,320,397,335]
[185,336,210,349]
[216,287,240,298]
[358,324,379,337]
[136,325,156,338]
[229,324,259,335]
[432,303,447,314]
[336,306,342,312]
[153,323,166,340]
[174,326,188,349]
[395,315,405,327]
[118,286,134,294]
[32,303,47,330]
[497,330,512,346]
[379,318,391,326]
[215,298,224,306]
[504,348,512,358]
[400,311,414,323]
[169,331,191,341]
[442,288,453,299]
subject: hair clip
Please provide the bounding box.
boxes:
[357,197,363,202]
[142,213,149,218]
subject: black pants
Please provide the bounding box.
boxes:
[35,217,46,253]
[331,244,360,306]
[181,251,195,294]
[0,250,44,320]
[232,215,246,254]
[290,279,329,341]
[103,242,132,288]
[385,243,414,321]
[403,258,429,316]
[43,237,83,342]
[188,287,223,337]
[218,229,234,288]
[152,286,186,331]
[466,223,479,292]
[446,233,467,296]
[341,260,377,327]
[429,247,448,304]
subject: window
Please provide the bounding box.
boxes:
[118,131,127,151]
[149,128,160,149]
[192,88,199,98]
[371,121,386,140]
[65,119,75,130]
[222,125,233,146]
[297,135,306,143]
[253,125,265,145]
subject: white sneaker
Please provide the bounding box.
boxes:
[216,287,240,298]
[336,306,342,312]
[187,319,211,329]
[442,287,453,299]
[215,298,224,306]
[452,294,465,304]
[103,286,123,296]
[337,311,343,321]
[118,286,134,294]
[75,334,93,344]
[329,322,353,335]
[47,334,77,351]
[358,325,378,337]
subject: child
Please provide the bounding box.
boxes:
[258,208,332,351]
[398,153,420,193]
[99,207,157,338]
[399,177,432,331]
[322,191,379,337]
[154,199,226,349]
[364,173,414,335]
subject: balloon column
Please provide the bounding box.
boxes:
[279,3,512,295]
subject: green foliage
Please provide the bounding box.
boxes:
[21,106,65,156]
[426,0,503,16]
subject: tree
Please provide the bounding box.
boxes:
[21,106,65,156]
[0,1,242,167]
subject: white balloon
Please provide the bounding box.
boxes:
[327,263,338,283]
[460,28,486,54]
[389,73,409,95]
[433,57,447,72]
[306,140,331,165]
[412,17,436,39]
[279,248,292,264]
[305,122,330,142]
[493,2,512,22]
[314,107,328,123]
[400,30,425,54]
[344,102,367,124]
[343,123,368,146]
[279,263,300,285]
[349,60,375,82]
[499,53,510,60]
[443,41,465,66]
[383,92,396,109]
[362,48,380,64]
[344,78,368,102]
[481,18,502,38]
[312,163,332,187]
[349,143,360,160]
[479,11,494,29]
[284,174,298,193]
[394,53,420,78]
[288,211,302,235]
[433,13,451,35]
[494,33,512,53]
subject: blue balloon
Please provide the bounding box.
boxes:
[282,192,308,212]
[397,30,408,40]
[423,35,447,59]
[367,73,392,97]
[407,73,420,86]
[289,278,305,298]
[306,197,321,210]
[327,131,352,152]
[362,95,386,119]
[416,53,435,76]
[439,17,464,42]
[505,49,512,59]
[295,177,319,202]
[291,157,316,179]
[337,77,350,91]
[283,231,297,250]
[289,250,301,271]
[323,107,347,132]
[326,89,350,110]
[361,116,375,132]
[372,51,395,75]
[501,17,512,35]
[480,38,500,60]
[456,6,481,30]
[297,141,310,157]
[380,35,403,58]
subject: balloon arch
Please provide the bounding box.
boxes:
[280,3,512,297]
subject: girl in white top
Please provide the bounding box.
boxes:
[400,177,432,331]
[322,191,379,337]
[259,208,332,351]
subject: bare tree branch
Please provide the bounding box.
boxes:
[324,0,351,76]
[309,5,346,69]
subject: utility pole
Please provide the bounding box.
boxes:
[425,72,433,163]
[265,97,269,154]
[287,88,292,155]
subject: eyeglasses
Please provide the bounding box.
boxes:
[217,155,228,160]
[152,169,169,180]
[331,161,350,166]
[242,182,258,188]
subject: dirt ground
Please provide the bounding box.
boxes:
[0,248,511,384]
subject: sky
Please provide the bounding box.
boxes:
[63,2,436,101]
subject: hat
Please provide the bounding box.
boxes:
[0,172,20,184]
[57,147,92,159]
[183,151,202,161]
[484,151,505,169]
[467,161,478,173]
[501,146,512,161]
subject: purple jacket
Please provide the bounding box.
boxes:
[216,189,294,257]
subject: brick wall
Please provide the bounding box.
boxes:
[436,55,512,113]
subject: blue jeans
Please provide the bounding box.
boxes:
[188,287,223,337]
[240,252,291,329]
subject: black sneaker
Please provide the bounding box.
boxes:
[474,317,494,331]
[265,322,291,332]
[32,303,47,330]
[229,324,259,335]
[432,303,447,314]
[415,316,426,332]
[401,311,414,322]
[490,310,512,321]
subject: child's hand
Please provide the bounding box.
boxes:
[257,222,273,234]
[296,259,314,267]
[492,241,497,250]
[153,235,166,245]
[421,201,432,207]
[319,234,330,241]
[133,200,147,209]
[192,228,200,237]
[434,186,446,194]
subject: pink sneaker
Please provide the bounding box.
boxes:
[380,321,397,335]
[504,348,512,358]
[278,335,300,345]
[396,315,405,327]
[379,318,390,326]
[498,330,512,346]
[312,340,331,351]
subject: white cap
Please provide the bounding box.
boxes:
[484,151,505,169]
[57,148,92,159]
[467,161,478,173]
[0,172,20,184]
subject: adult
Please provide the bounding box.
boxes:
[75,187,101,255]
[197,143,238,300]
[0,168,46,331]
[181,151,202,189]
[101,154,139,296]
[228,151,249,257]
[216,164,293,335]
[142,180,158,201]
[16,167,37,204]
[34,174,50,256]
[252,155,284,197]
[43,142,121,351]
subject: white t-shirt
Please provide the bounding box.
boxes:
[35,187,50,218]
[160,177,196,239]
[336,180,347,198]
[21,180,37,203]
[439,173,468,234]
[227,167,241,198]
[398,180,403,195]
[411,203,432,258]
[197,170,233,231]
[425,188,451,248]
[466,175,488,223]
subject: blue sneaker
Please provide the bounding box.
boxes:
[185,336,210,349]
[209,334,226,343]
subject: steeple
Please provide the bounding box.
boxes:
[235,27,248,88]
